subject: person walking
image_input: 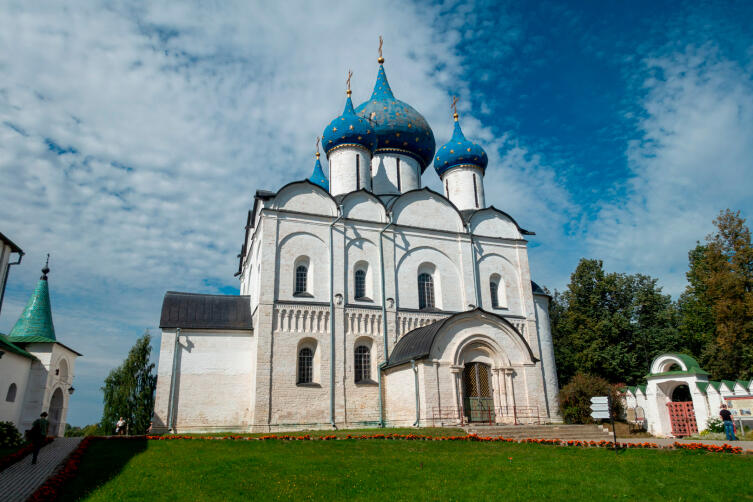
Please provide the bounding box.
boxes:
[30,412,49,464]
[720,404,738,441]
[116,417,126,436]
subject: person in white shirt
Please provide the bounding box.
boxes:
[115,417,126,436]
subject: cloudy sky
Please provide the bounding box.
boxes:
[1,1,752,426]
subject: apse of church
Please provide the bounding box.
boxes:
[153,43,560,433]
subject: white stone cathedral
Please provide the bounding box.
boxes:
[153,51,561,433]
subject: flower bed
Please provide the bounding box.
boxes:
[145,433,743,454]
[0,437,54,472]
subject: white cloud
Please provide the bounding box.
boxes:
[589,45,753,294]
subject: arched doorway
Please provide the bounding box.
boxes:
[666,384,697,437]
[48,388,64,437]
[463,362,495,423]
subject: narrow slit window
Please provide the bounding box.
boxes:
[473,174,479,208]
[396,158,401,192]
[298,348,313,384]
[445,179,449,197]
[354,345,371,382]
[418,273,435,309]
[356,154,360,187]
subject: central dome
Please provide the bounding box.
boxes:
[355,64,436,172]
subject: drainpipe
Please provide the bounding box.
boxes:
[329,206,344,429]
[378,216,395,427]
[466,223,481,308]
[411,359,420,427]
[0,250,23,317]
[167,328,181,432]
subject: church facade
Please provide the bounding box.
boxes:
[153,53,560,433]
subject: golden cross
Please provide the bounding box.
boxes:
[315,136,320,156]
[346,70,353,92]
[378,36,383,59]
[451,95,459,116]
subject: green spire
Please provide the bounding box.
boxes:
[8,256,56,341]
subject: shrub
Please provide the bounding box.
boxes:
[558,373,623,424]
[704,417,725,433]
[0,421,24,449]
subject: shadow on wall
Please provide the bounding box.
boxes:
[58,438,148,501]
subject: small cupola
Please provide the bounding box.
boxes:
[434,98,488,210]
[322,71,375,196]
[308,140,329,191]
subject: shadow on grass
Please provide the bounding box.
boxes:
[59,438,148,502]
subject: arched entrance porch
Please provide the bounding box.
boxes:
[48,387,64,437]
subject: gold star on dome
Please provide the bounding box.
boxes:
[467,148,471,152]
[349,125,354,130]
[396,132,400,137]
[403,142,408,146]
[358,136,362,140]
[385,139,390,144]
[332,127,337,132]
[408,123,412,128]
[450,149,454,153]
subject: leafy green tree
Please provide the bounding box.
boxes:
[101,331,157,435]
[681,210,753,379]
[558,373,622,424]
[551,259,679,385]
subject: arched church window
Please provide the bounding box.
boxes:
[354,269,367,299]
[418,273,435,310]
[298,348,313,384]
[490,280,499,308]
[354,345,371,383]
[5,383,17,402]
[295,265,308,295]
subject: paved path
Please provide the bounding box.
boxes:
[617,437,753,450]
[0,437,82,502]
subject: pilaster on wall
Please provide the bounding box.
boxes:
[152,330,176,431]
[251,304,275,430]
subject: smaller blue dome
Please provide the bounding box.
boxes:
[308,154,329,191]
[434,115,488,177]
[322,94,377,156]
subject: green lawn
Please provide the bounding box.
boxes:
[61,439,753,502]
[178,427,465,438]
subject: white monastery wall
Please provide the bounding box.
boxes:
[341,192,387,223]
[383,364,419,425]
[275,218,331,302]
[0,351,31,426]
[471,211,522,240]
[169,330,255,431]
[533,294,560,417]
[442,166,485,210]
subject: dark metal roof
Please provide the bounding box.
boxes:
[531,281,546,295]
[386,320,449,368]
[0,231,23,253]
[160,292,252,330]
[385,308,537,369]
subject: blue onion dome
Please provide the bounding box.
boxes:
[434,112,488,177]
[354,62,436,172]
[322,90,377,156]
[308,151,329,191]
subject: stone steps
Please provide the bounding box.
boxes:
[463,424,613,441]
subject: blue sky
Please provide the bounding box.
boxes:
[1,1,752,426]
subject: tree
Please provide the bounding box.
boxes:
[551,259,679,385]
[558,373,622,424]
[680,210,753,379]
[101,331,157,435]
